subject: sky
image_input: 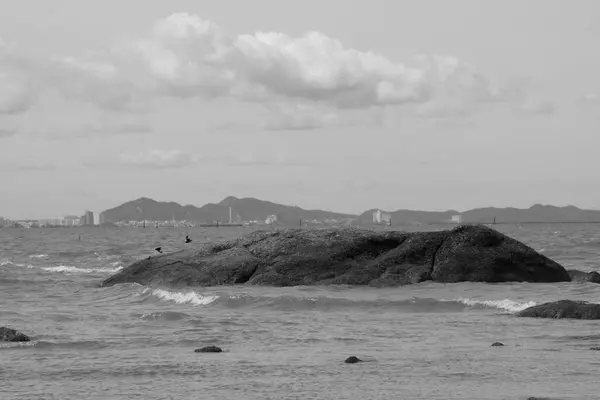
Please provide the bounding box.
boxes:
[0,0,599,219]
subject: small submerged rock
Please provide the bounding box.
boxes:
[517,300,600,320]
[491,342,505,347]
[0,327,30,342]
[590,347,600,351]
[567,269,600,284]
[344,356,362,364]
[194,345,223,353]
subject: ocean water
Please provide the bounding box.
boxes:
[2,224,600,400]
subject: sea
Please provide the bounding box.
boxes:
[1,223,600,400]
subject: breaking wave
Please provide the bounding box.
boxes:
[41,265,124,274]
[145,288,219,306]
[140,288,536,314]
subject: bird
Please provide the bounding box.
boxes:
[155,247,163,254]
[185,235,192,244]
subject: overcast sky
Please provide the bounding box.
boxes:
[1,0,599,219]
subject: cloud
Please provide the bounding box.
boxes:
[125,13,498,112]
[117,149,197,169]
[25,115,153,140]
[519,98,557,115]
[263,103,339,131]
[0,127,17,137]
[227,145,314,167]
[0,14,551,122]
[0,41,37,115]
[579,92,599,107]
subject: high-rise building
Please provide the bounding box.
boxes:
[93,213,100,226]
[81,210,95,226]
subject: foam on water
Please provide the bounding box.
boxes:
[147,288,220,306]
[453,298,538,313]
[41,265,124,274]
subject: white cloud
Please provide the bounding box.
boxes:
[124,13,499,111]
[0,127,17,137]
[263,103,339,131]
[117,149,197,169]
[519,98,557,115]
[0,40,37,115]
[0,14,554,125]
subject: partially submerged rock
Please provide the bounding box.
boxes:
[102,225,570,288]
[194,345,222,353]
[567,269,600,284]
[491,342,504,347]
[0,327,30,342]
[517,300,600,319]
[344,356,362,364]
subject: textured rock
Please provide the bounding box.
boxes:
[344,356,362,364]
[0,327,30,342]
[567,269,600,284]
[194,345,222,353]
[517,300,600,319]
[101,225,570,288]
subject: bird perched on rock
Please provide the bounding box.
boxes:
[185,235,192,244]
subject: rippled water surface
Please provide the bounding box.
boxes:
[2,224,600,400]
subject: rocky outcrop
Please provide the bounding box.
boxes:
[517,300,600,319]
[567,269,600,283]
[344,356,362,363]
[0,327,30,342]
[194,345,222,353]
[101,224,570,288]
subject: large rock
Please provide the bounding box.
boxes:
[0,327,30,342]
[101,224,571,288]
[517,300,600,319]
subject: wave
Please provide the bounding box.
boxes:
[452,298,537,313]
[140,288,536,314]
[41,265,124,274]
[138,311,191,321]
[0,260,34,268]
[0,340,108,350]
[146,288,219,306]
[28,254,48,259]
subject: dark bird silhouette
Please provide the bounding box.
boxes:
[185,235,192,244]
[155,247,163,254]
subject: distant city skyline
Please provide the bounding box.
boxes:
[3,196,600,222]
[1,0,599,219]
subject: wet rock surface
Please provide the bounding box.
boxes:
[102,224,570,288]
[517,300,600,319]
[194,345,223,353]
[344,356,362,364]
[0,327,30,342]
[491,342,505,347]
[567,269,600,283]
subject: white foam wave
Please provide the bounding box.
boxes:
[29,254,48,259]
[41,265,124,274]
[148,288,219,306]
[0,260,35,268]
[454,298,536,313]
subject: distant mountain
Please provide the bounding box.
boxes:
[101,197,356,224]
[102,197,600,226]
[461,204,600,224]
[359,204,600,224]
